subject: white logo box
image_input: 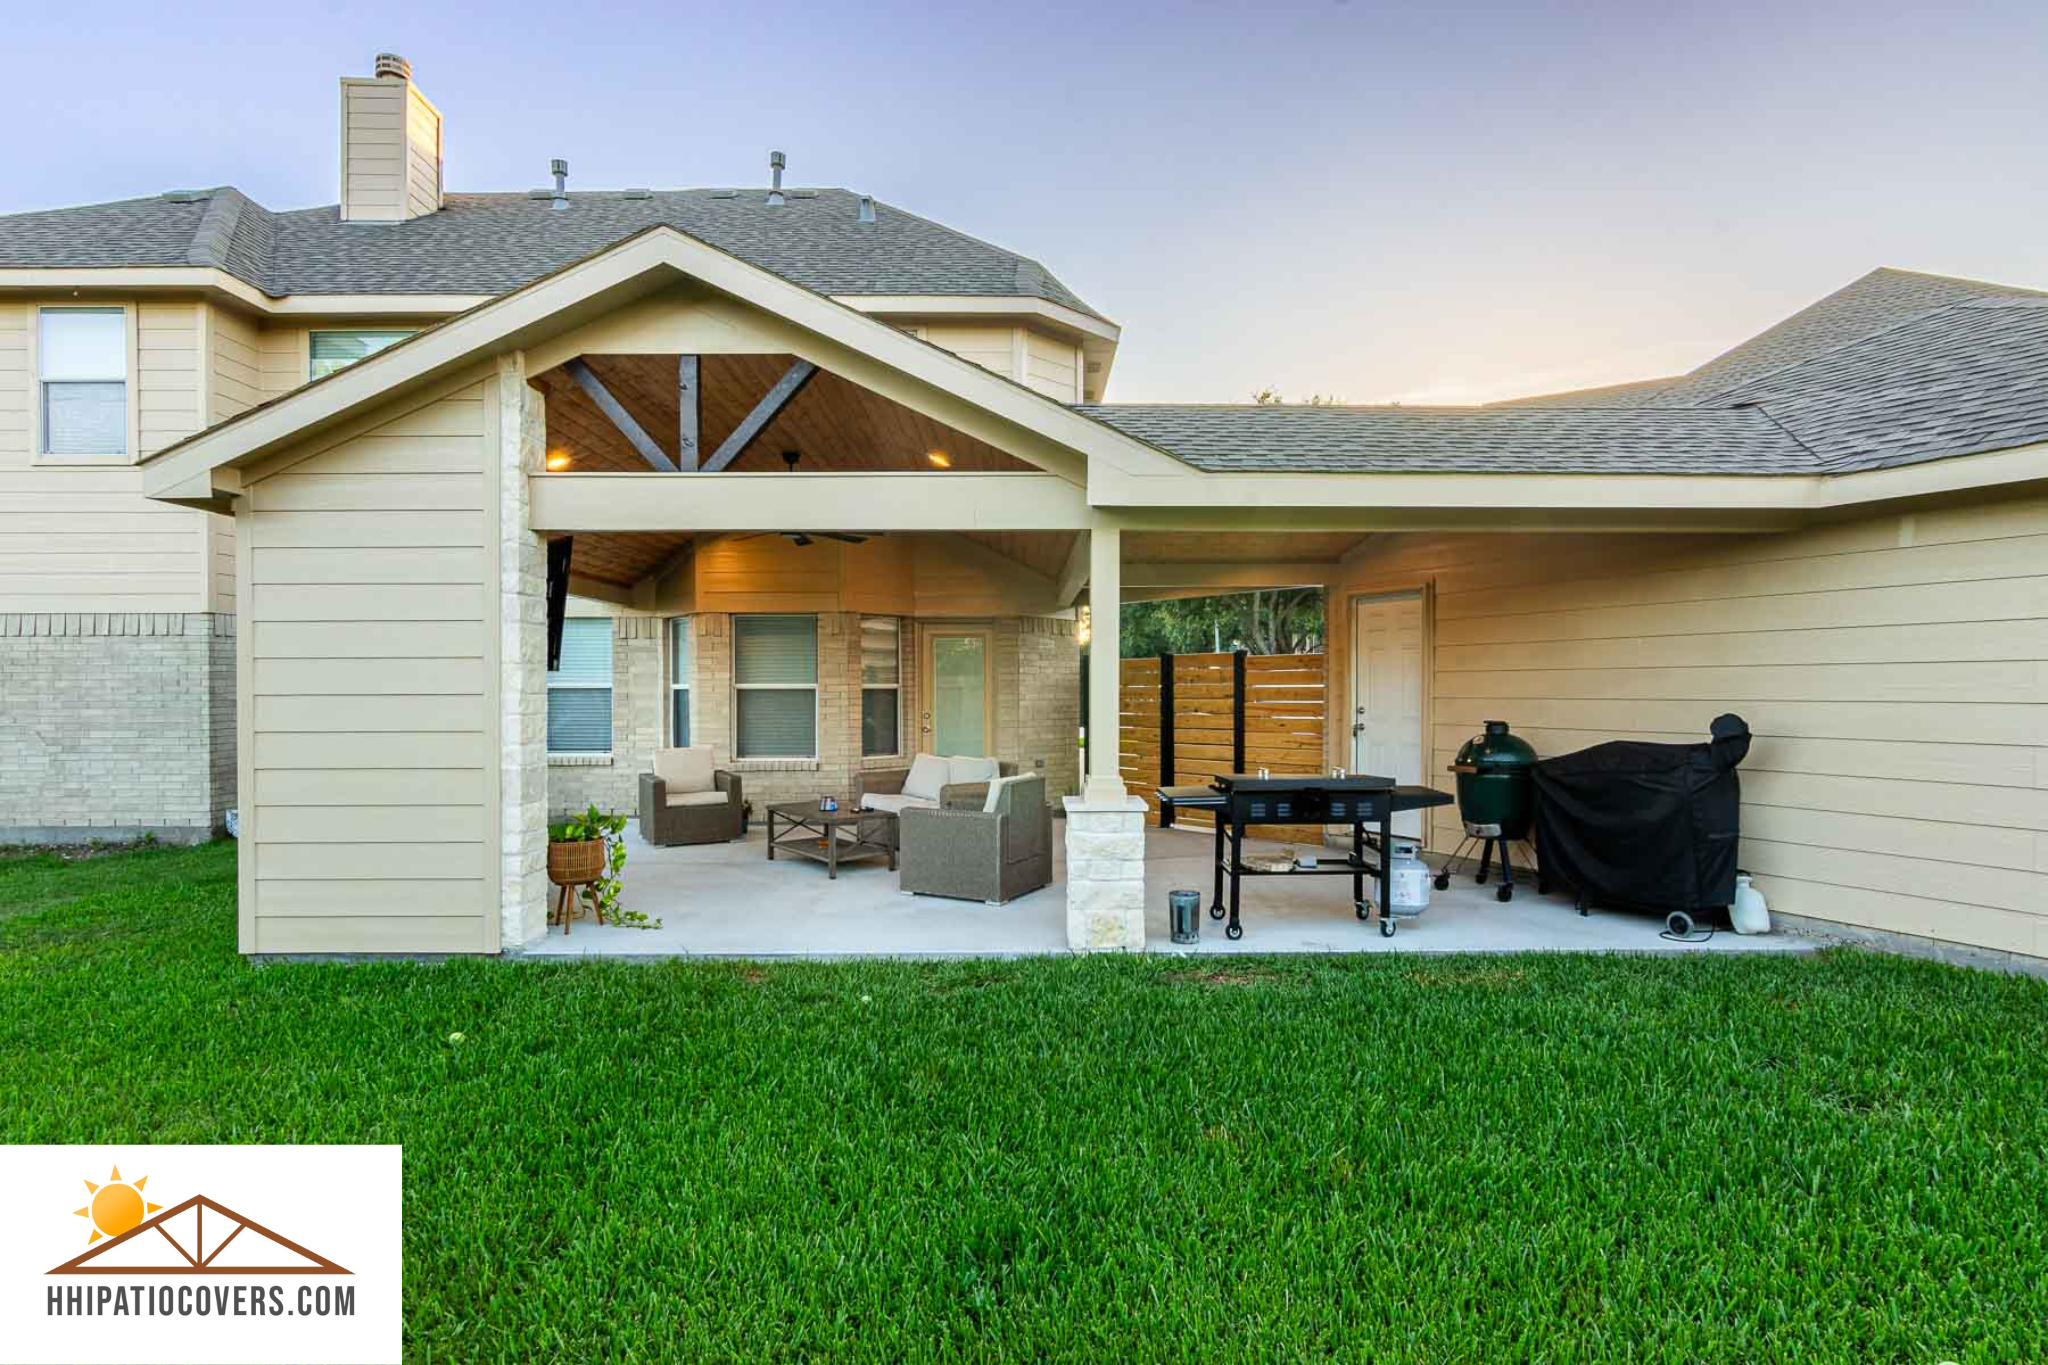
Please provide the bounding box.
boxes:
[0,1145,401,1365]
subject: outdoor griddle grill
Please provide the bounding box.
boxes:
[1159,775,1453,940]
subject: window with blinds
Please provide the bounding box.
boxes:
[39,308,127,457]
[860,617,901,757]
[668,617,691,747]
[309,329,415,380]
[546,618,614,754]
[734,615,818,759]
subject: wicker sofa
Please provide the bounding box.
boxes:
[637,746,744,847]
[897,773,1052,905]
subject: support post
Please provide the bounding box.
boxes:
[1064,525,1147,952]
[677,355,700,471]
[1083,527,1124,802]
[1232,649,1247,773]
[1157,651,1175,825]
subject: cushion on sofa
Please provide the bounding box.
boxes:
[860,791,937,816]
[948,755,1000,786]
[665,789,731,808]
[653,746,716,794]
[902,753,952,802]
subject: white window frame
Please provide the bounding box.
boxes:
[308,328,416,381]
[859,616,904,760]
[546,617,615,759]
[733,614,820,761]
[667,616,692,747]
[35,304,135,465]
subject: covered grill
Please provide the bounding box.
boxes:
[1533,713,1751,935]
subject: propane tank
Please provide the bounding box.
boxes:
[1389,840,1432,913]
[1730,873,1770,935]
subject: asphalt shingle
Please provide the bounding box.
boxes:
[0,187,1105,320]
[1070,403,1816,475]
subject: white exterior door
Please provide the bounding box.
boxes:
[1350,590,1426,839]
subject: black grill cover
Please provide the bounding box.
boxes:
[1533,714,1750,915]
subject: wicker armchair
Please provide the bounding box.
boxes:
[638,747,743,847]
[898,774,1052,905]
[854,759,1017,836]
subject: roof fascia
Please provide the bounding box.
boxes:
[0,267,486,316]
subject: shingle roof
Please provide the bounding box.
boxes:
[0,186,1106,320]
[1710,298,2048,473]
[1071,403,1815,474]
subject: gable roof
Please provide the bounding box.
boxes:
[1071,403,1814,474]
[0,186,1107,320]
[139,223,1179,503]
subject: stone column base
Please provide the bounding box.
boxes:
[1063,794,1148,951]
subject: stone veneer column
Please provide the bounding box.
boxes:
[1063,525,1146,951]
[498,355,548,950]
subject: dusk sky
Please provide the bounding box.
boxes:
[11,0,2046,403]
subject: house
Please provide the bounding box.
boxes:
[3,55,2044,969]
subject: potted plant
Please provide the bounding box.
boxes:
[547,806,655,929]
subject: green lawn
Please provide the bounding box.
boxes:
[3,842,2044,1363]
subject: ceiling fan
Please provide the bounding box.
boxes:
[733,450,886,547]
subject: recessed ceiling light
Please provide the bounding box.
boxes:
[545,452,572,471]
[926,450,951,468]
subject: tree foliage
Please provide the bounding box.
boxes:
[1119,588,1325,657]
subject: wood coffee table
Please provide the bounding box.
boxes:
[764,801,898,879]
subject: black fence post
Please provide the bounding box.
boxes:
[1232,649,1248,774]
[1157,652,1176,824]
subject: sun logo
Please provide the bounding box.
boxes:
[73,1165,163,1244]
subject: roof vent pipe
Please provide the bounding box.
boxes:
[857,194,876,224]
[550,159,569,210]
[374,52,411,80]
[767,151,786,206]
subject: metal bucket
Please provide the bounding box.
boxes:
[1168,889,1202,944]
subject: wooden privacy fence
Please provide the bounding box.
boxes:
[1120,651,1329,841]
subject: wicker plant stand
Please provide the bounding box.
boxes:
[547,838,607,935]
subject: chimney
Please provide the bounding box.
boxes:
[339,52,444,222]
[766,151,786,206]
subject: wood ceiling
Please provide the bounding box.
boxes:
[532,353,1039,475]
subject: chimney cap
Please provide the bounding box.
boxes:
[374,53,411,80]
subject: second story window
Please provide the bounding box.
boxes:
[309,329,414,380]
[39,308,127,457]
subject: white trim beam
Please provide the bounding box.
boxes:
[1054,532,1091,608]
[530,471,1091,532]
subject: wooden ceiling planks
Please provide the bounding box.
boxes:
[532,353,1038,476]
[1122,530,1370,564]
[956,530,1079,579]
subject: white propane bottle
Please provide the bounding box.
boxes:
[1391,841,1432,912]
[1731,873,1770,935]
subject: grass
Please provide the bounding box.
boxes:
[3,842,2045,1363]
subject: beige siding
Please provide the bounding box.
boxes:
[0,300,210,612]
[1329,496,2048,960]
[919,323,1019,380]
[340,77,441,222]
[240,375,498,953]
[1022,329,1080,401]
[257,326,307,401]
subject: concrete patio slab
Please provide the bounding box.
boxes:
[519,823,1809,960]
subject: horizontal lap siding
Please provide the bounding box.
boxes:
[243,380,496,953]
[0,301,207,612]
[1338,499,2048,958]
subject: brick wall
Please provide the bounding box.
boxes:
[547,611,1082,828]
[0,613,235,843]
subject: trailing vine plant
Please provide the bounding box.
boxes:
[550,805,660,930]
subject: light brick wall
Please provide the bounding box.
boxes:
[546,616,664,818]
[0,612,235,843]
[548,611,1081,826]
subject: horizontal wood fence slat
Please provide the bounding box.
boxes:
[1120,649,1329,840]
